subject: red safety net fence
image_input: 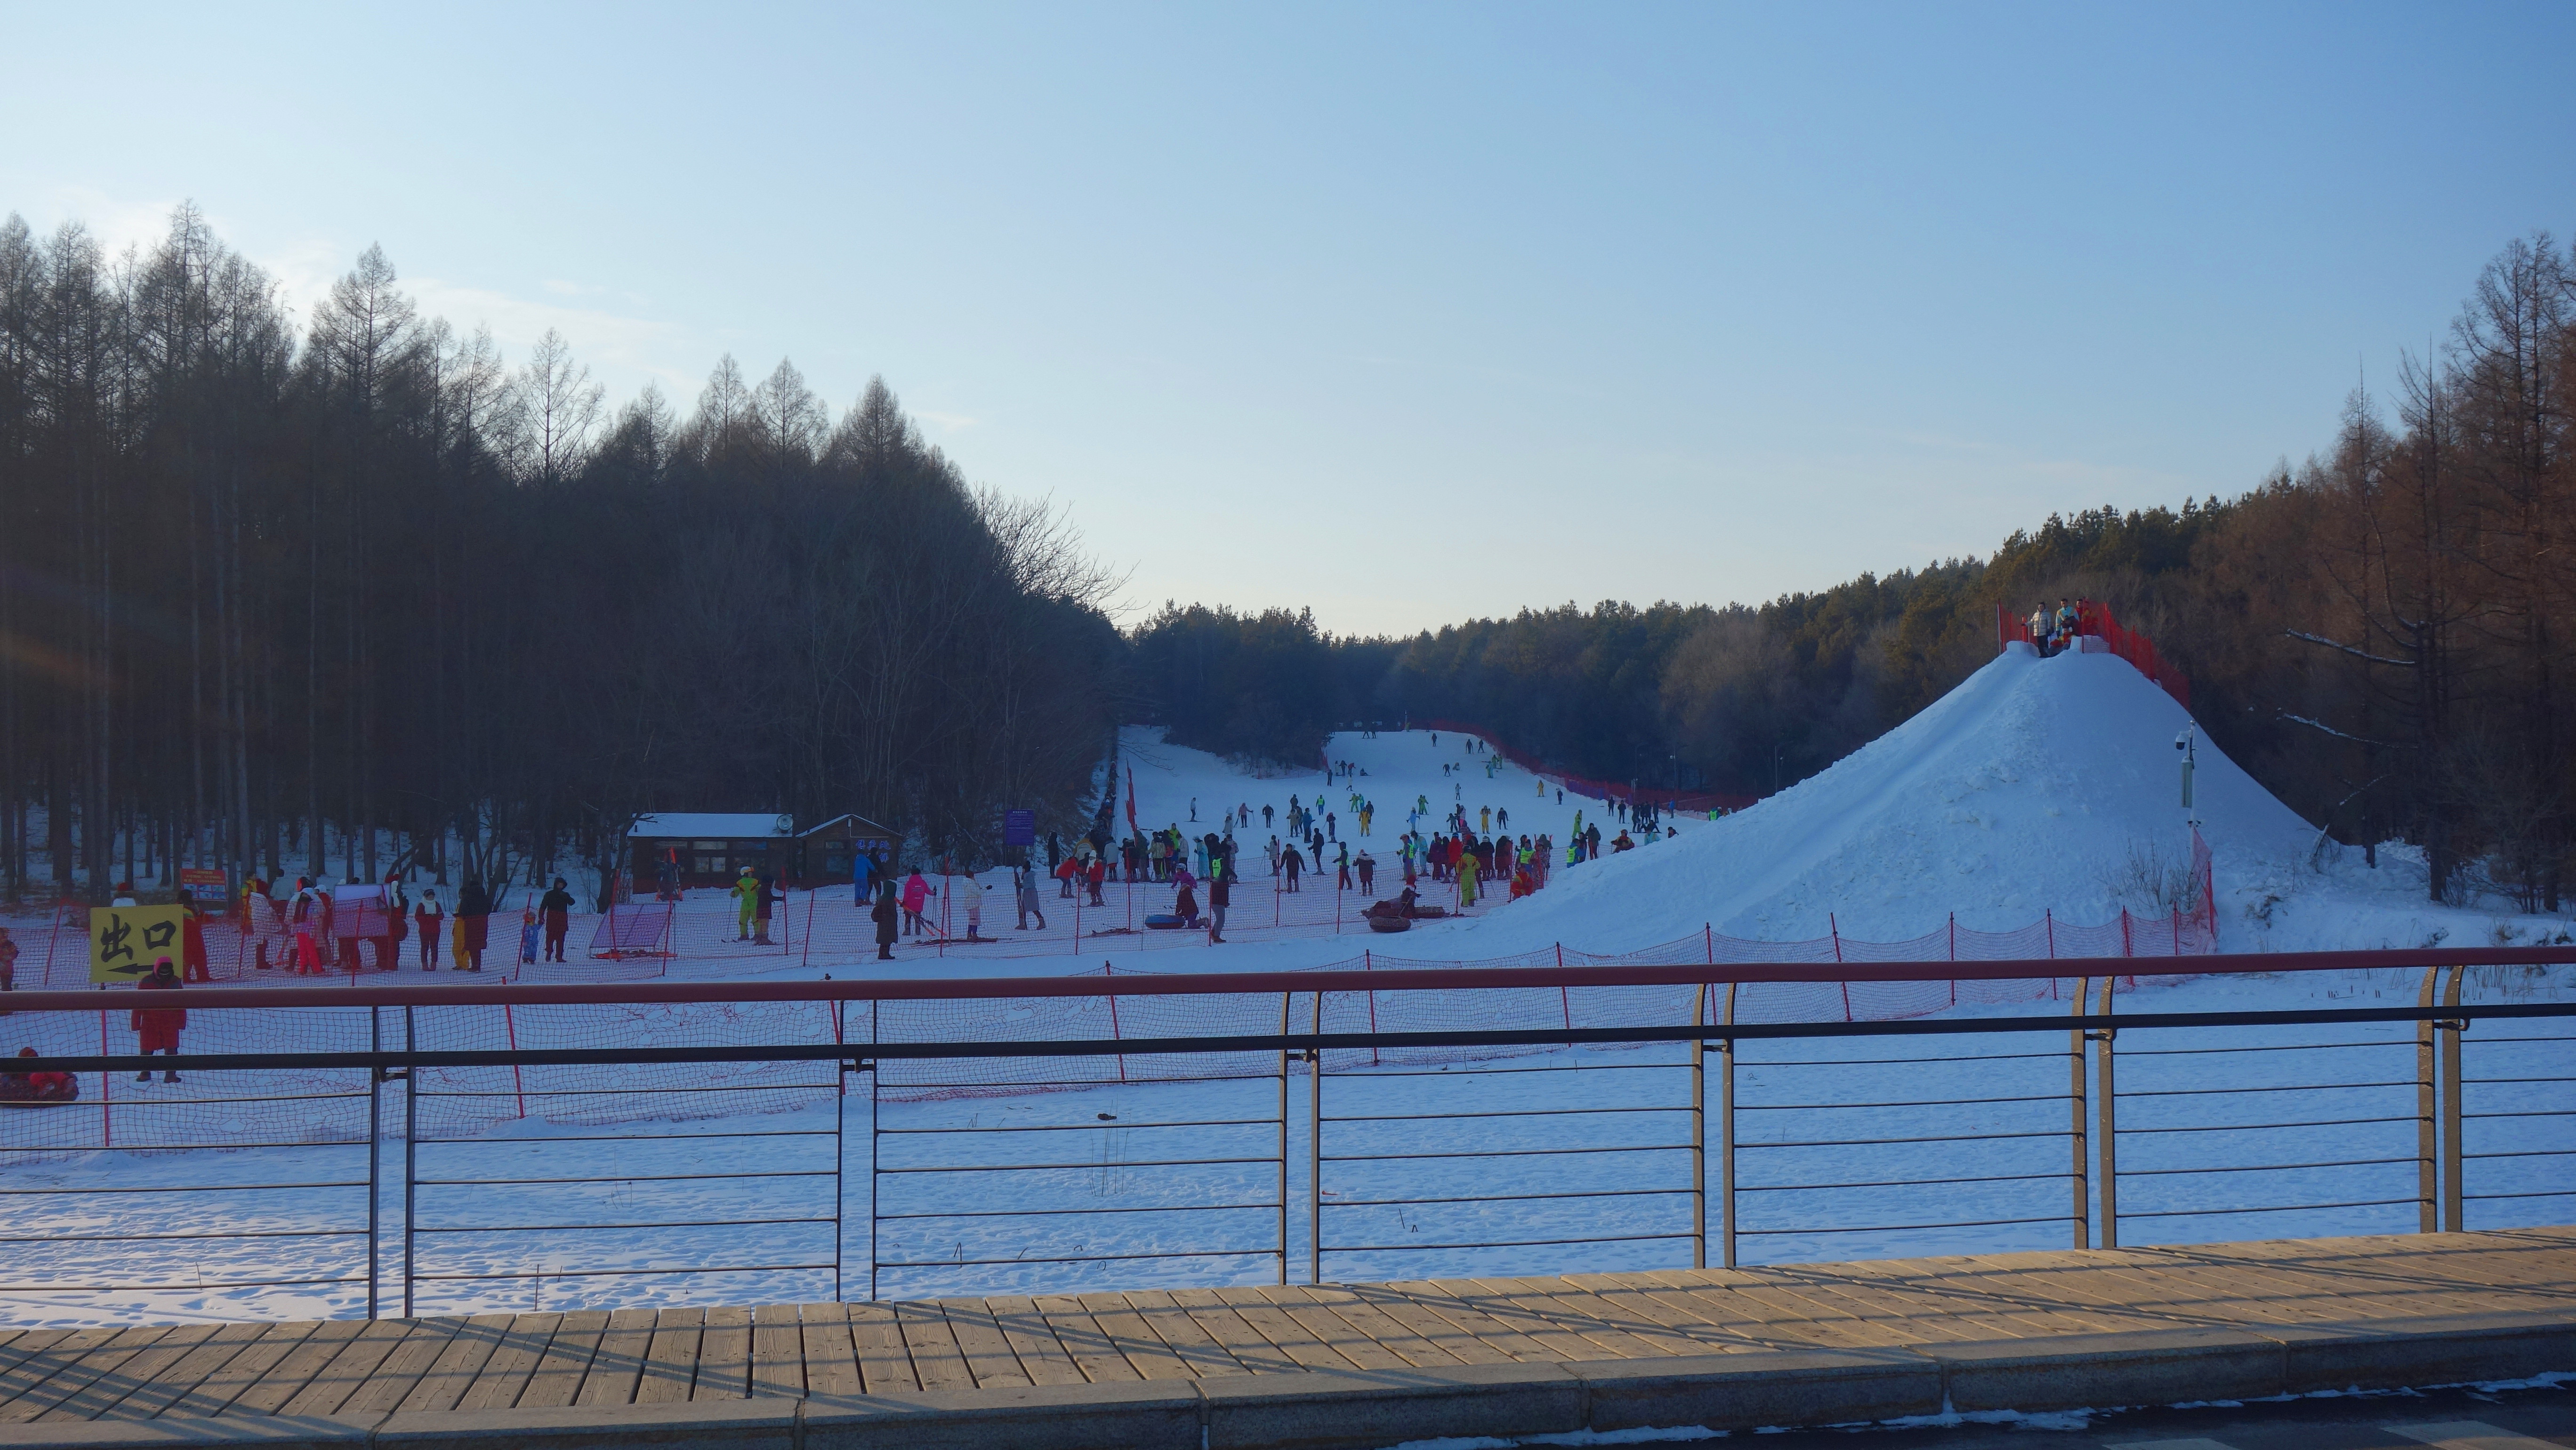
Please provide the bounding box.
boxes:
[0,835,2232,1154]
[1998,599,2190,711]
[0,830,2218,995]
[1409,719,1758,814]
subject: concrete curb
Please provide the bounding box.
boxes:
[1,1312,2566,1450]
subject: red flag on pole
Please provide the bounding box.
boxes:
[1124,765,1138,835]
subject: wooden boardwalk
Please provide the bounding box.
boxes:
[0,1228,2568,1437]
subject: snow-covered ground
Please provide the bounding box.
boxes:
[5,648,2571,1327]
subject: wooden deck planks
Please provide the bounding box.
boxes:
[691,1305,753,1401]
[0,1326,168,1424]
[331,1318,468,1421]
[515,1310,612,1410]
[980,1296,1088,1386]
[572,1307,661,1408]
[1,1229,2568,1420]
[843,1302,919,1394]
[629,1307,705,1406]
[452,1312,563,1413]
[750,1304,806,1401]
[795,1302,861,1400]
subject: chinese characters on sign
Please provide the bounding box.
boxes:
[91,904,187,984]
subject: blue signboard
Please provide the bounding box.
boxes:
[1003,809,1036,846]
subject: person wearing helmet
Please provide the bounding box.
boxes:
[731,866,758,942]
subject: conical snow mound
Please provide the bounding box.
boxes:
[1480,645,2315,950]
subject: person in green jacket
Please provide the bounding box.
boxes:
[730,866,758,941]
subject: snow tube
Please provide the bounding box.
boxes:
[1143,913,1191,930]
[1366,914,1410,934]
[0,1080,80,1107]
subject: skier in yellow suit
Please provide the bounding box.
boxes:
[730,866,759,941]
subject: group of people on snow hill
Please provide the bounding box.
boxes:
[1164,832,1241,940]
[2028,597,2092,657]
[1394,830,1552,902]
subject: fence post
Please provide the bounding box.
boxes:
[2440,964,2465,1231]
[1277,993,1292,1286]
[496,999,528,1118]
[1720,980,1738,1269]
[2069,976,2089,1249]
[1690,982,1707,1270]
[402,1004,418,1318]
[2093,975,2118,1248]
[2415,966,2440,1232]
[1307,991,1324,1286]
[1105,962,1127,1084]
[367,1006,383,1319]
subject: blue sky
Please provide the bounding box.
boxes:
[7,2,2570,636]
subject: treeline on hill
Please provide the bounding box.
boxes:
[0,204,1119,903]
[1132,233,2576,909]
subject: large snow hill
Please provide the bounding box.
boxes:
[1418,643,2316,952]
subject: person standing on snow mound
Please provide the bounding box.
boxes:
[131,958,186,1083]
[872,878,899,960]
[730,866,759,942]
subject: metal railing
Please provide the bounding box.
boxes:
[0,947,2569,1321]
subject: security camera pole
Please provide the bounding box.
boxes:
[2175,725,2200,830]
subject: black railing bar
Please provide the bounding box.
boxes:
[1324,1188,1692,1208]
[1738,1093,2065,1111]
[0,1228,365,1244]
[409,1262,833,1282]
[413,1129,836,1146]
[1324,1062,1686,1079]
[1740,1129,2068,1149]
[0,1141,367,1155]
[2463,1189,2576,1201]
[2461,1110,2576,1120]
[2114,1080,2417,1098]
[1735,1214,2068,1235]
[878,1118,1281,1136]
[1735,1049,2068,1067]
[1318,1144,1687,1162]
[414,1170,837,1186]
[2460,1032,2576,1042]
[1320,1106,1690,1124]
[0,1181,368,1195]
[0,1275,370,1292]
[419,1084,835,1097]
[10,1091,375,1106]
[28,999,2574,1074]
[2463,1148,2576,1160]
[2115,1157,2416,1177]
[411,1216,834,1235]
[2115,1115,2417,1135]
[1322,1231,1693,1253]
[2116,1039,2409,1057]
[880,1072,1283,1088]
[2460,1076,2576,1085]
[877,1201,1284,1221]
[2116,1197,2420,1219]
[876,1156,1281,1175]
[1737,1171,2069,1193]
[876,1248,1281,1269]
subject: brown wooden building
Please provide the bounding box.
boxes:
[627,812,896,893]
